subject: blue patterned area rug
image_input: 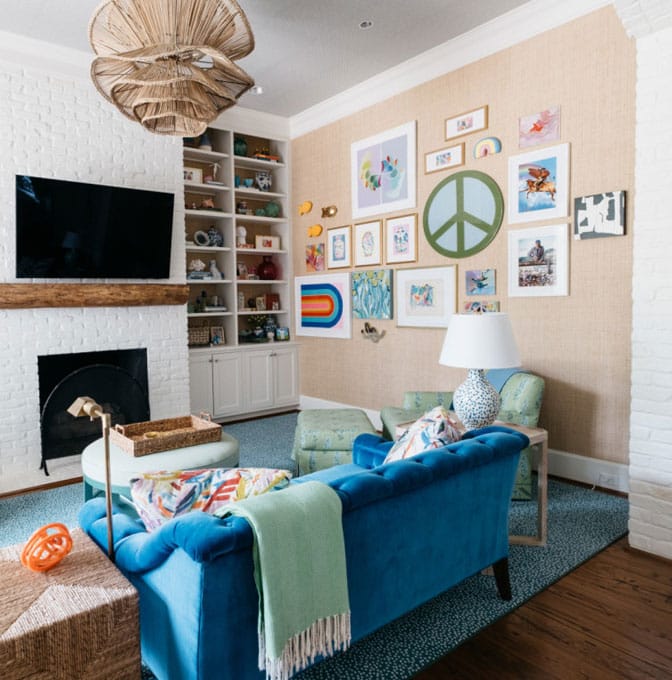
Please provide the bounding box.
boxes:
[0,413,628,680]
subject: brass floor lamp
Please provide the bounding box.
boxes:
[68,396,114,561]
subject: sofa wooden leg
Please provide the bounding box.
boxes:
[492,557,512,600]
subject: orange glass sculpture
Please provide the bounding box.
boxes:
[20,523,73,572]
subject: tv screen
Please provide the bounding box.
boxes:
[16,175,175,279]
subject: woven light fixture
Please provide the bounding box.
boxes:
[89,0,255,136]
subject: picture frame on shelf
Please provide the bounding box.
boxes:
[354,220,382,267]
[295,273,352,338]
[507,143,569,224]
[395,266,456,328]
[255,235,281,250]
[424,143,465,174]
[508,223,569,297]
[210,326,225,345]
[184,167,203,184]
[385,213,417,264]
[255,295,267,311]
[327,225,352,269]
[236,262,249,279]
[445,106,488,141]
[351,121,416,219]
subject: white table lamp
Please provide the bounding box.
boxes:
[439,313,520,430]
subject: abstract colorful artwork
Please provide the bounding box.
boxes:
[445,106,488,141]
[385,213,417,264]
[295,274,352,338]
[354,220,382,267]
[473,136,501,159]
[465,269,495,296]
[305,243,325,272]
[508,143,569,224]
[425,143,465,173]
[396,266,456,328]
[574,191,625,239]
[351,121,416,219]
[464,300,500,313]
[327,225,351,269]
[352,269,393,320]
[518,106,560,148]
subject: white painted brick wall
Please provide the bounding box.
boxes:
[0,62,190,483]
[625,10,672,559]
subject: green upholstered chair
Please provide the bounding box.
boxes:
[379,371,545,500]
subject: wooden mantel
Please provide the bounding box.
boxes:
[0,283,190,308]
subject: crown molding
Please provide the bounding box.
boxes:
[289,0,612,139]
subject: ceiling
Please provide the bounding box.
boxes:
[0,0,529,119]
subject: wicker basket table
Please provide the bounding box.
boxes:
[0,528,139,679]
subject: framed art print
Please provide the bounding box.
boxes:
[574,191,625,239]
[465,268,495,296]
[445,106,488,141]
[395,266,456,328]
[507,143,569,224]
[424,143,464,174]
[352,269,393,319]
[351,121,416,219]
[518,105,560,148]
[354,220,382,267]
[326,225,351,269]
[508,224,569,297]
[385,213,417,264]
[295,273,352,338]
[305,243,325,272]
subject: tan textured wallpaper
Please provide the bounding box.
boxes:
[291,7,635,464]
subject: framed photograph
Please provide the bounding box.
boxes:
[352,269,393,319]
[351,121,416,219]
[508,143,570,224]
[385,213,417,264]
[264,293,280,311]
[210,326,225,345]
[255,295,267,311]
[255,235,280,250]
[183,166,203,184]
[295,273,352,338]
[305,243,325,272]
[395,266,456,328]
[327,225,352,269]
[519,105,560,149]
[424,143,464,174]
[508,224,569,297]
[445,105,488,141]
[465,269,496,296]
[236,262,248,279]
[574,191,625,239]
[354,220,382,267]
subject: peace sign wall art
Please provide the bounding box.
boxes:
[507,143,570,224]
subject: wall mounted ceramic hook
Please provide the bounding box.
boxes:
[361,321,385,343]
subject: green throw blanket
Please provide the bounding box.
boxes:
[220,481,351,679]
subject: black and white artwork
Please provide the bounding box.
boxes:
[574,191,625,239]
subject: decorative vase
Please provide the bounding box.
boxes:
[453,369,501,430]
[207,226,223,247]
[265,200,280,218]
[258,256,277,280]
[255,171,272,192]
[198,132,212,151]
[234,136,247,156]
[209,260,223,280]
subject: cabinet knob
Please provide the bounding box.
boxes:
[209,358,213,363]
[270,352,277,357]
[213,358,219,363]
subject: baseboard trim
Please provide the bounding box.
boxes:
[298,395,629,492]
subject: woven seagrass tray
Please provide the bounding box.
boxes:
[109,413,221,457]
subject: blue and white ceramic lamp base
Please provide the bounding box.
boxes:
[453,369,501,430]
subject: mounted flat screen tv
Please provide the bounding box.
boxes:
[16,175,174,279]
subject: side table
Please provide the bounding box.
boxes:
[0,528,140,679]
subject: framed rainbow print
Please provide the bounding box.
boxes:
[294,273,352,338]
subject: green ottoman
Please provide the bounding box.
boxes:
[293,409,377,475]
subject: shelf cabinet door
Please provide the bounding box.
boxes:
[244,350,274,412]
[272,346,299,407]
[189,353,214,415]
[212,353,244,418]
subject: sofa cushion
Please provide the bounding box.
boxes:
[130,467,292,531]
[384,406,461,463]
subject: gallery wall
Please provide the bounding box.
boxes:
[290,6,635,465]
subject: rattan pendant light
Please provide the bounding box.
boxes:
[89,0,255,136]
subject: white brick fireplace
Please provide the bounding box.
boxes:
[0,56,190,493]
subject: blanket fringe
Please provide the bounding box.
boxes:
[258,612,352,680]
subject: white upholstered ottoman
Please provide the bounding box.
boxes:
[81,432,240,500]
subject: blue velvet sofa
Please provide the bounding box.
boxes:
[79,426,528,680]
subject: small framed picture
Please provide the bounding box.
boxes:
[327,225,352,269]
[183,166,203,184]
[354,220,382,267]
[236,262,248,279]
[445,106,488,140]
[255,295,267,311]
[424,143,465,174]
[255,235,280,250]
[210,326,225,345]
[385,214,417,264]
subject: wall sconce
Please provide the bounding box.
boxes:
[361,322,385,343]
[68,396,114,561]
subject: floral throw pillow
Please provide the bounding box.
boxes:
[384,406,462,464]
[130,467,292,532]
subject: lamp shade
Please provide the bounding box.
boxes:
[439,313,520,369]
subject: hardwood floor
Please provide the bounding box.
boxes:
[415,538,672,679]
